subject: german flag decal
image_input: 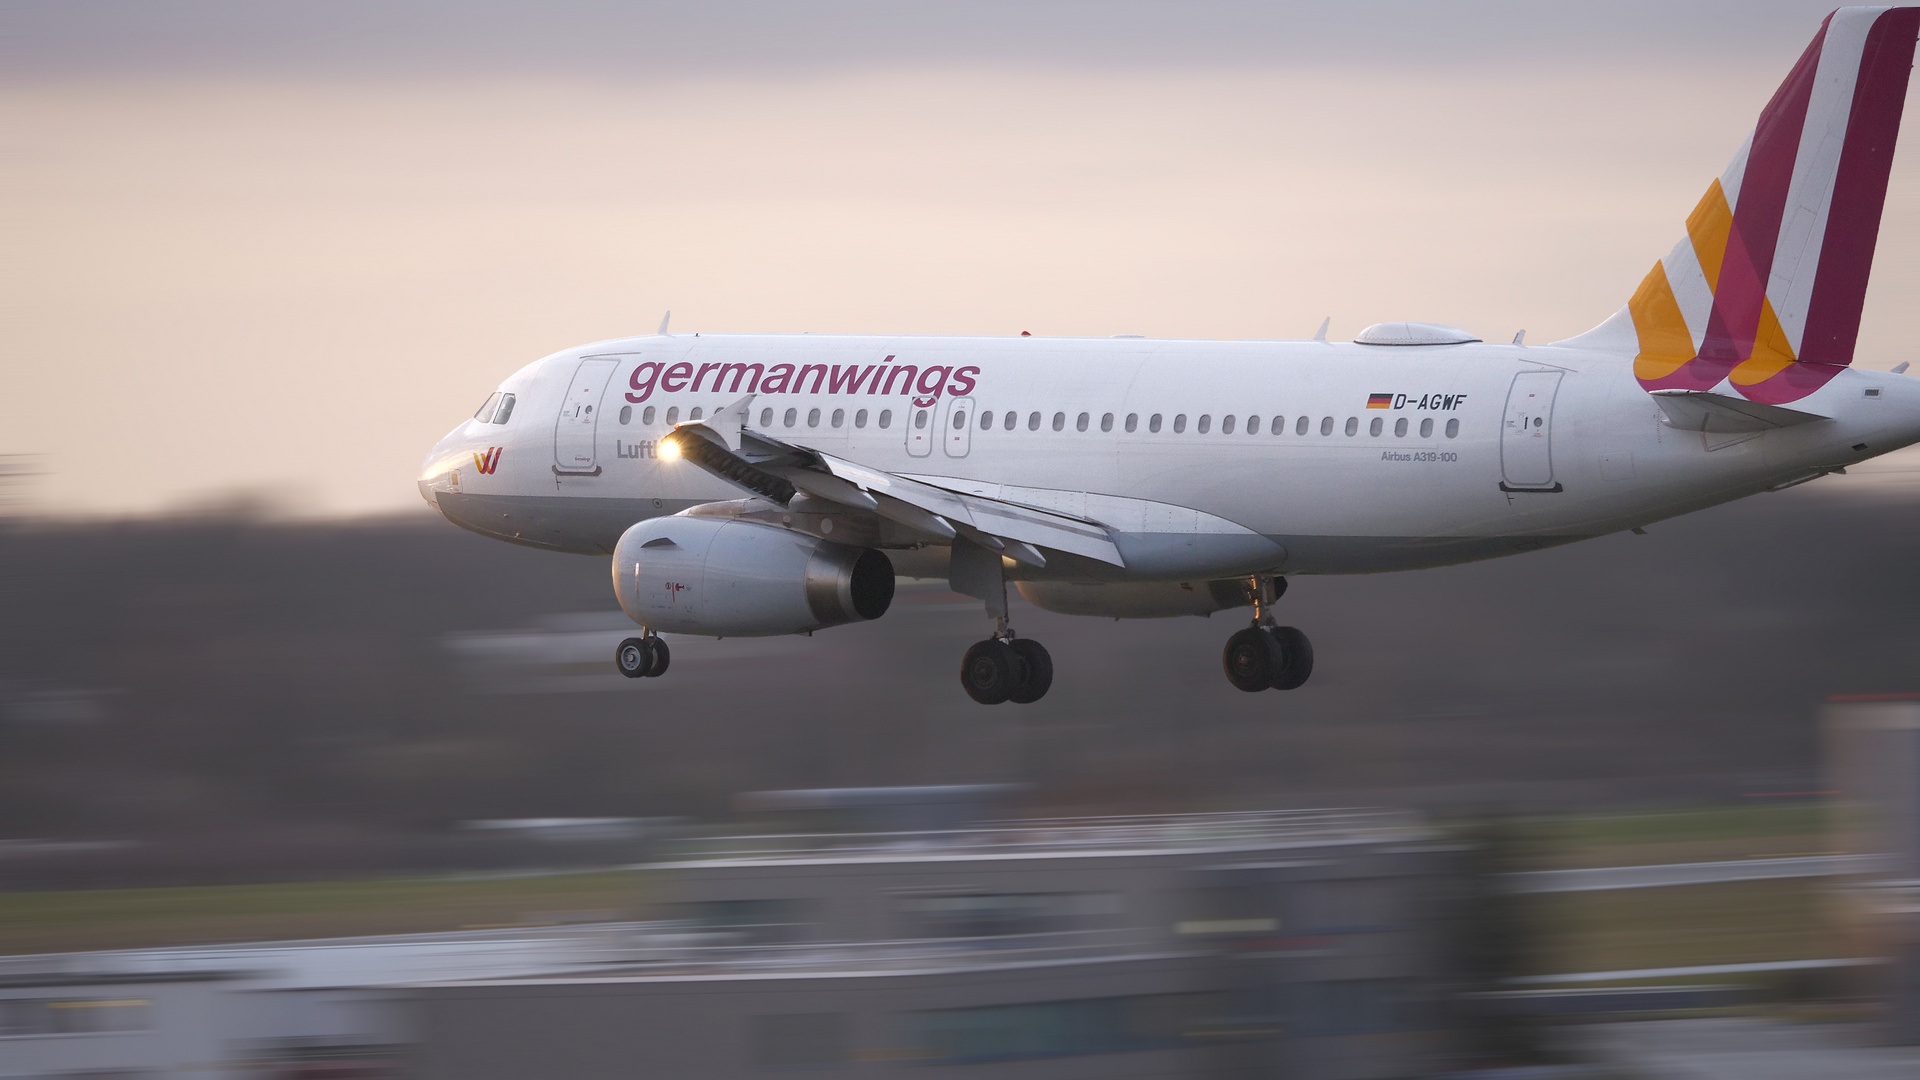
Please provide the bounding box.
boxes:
[1366,393,1394,409]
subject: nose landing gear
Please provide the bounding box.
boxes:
[1222,575,1313,693]
[615,634,671,679]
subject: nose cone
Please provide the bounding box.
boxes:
[417,425,471,511]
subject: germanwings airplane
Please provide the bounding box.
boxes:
[421,7,1920,704]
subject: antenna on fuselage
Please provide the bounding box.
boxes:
[1312,317,1330,343]
[657,311,672,336]
[1512,329,1527,346]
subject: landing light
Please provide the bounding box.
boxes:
[658,435,683,461]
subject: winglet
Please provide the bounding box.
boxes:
[657,311,672,336]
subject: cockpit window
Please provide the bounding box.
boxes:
[492,393,516,424]
[473,393,502,423]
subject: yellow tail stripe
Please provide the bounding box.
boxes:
[1686,179,1734,294]
[1629,261,1695,380]
[1728,298,1800,385]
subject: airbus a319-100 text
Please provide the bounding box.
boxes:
[421,7,1920,704]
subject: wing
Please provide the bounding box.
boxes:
[662,399,1124,568]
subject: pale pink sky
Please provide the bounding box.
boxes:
[4,2,1917,517]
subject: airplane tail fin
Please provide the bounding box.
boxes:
[1567,6,1920,405]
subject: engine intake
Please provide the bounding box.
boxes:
[612,516,894,637]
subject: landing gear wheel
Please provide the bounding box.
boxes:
[1006,639,1053,704]
[615,637,653,679]
[1267,626,1313,690]
[1223,626,1284,692]
[645,637,671,678]
[961,639,1020,704]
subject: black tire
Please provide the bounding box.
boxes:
[1269,626,1313,690]
[960,639,1019,705]
[615,637,653,679]
[645,637,671,678]
[1223,626,1282,692]
[1006,639,1054,704]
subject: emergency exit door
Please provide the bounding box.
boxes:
[943,397,976,457]
[1500,371,1563,492]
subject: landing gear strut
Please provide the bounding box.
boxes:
[951,535,1053,705]
[1222,575,1313,693]
[615,634,671,679]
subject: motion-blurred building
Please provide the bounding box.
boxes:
[412,808,1450,1079]
[0,808,1454,1079]
[1826,695,1920,1043]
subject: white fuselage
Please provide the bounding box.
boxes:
[419,332,1920,579]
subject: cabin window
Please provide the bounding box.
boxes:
[1052,412,1066,431]
[831,408,845,428]
[1198,414,1212,434]
[1345,417,1358,436]
[879,409,894,429]
[1149,414,1162,433]
[619,405,632,425]
[759,408,773,427]
[493,394,516,424]
[1319,416,1333,436]
[1004,411,1017,431]
[1100,412,1114,432]
[1419,417,1434,438]
[1220,415,1235,434]
[1446,418,1460,438]
[643,406,657,425]
[1369,417,1383,436]
[1394,417,1408,437]
[1297,416,1311,436]
[783,408,797,427]
[979,410,993,430]
[688,407,702,421]
[855,409,869,428]
[666,406,681,425]
[952,409,968,429]
[1173,414,1187,433]
[1246,415,1259,434]
[803,408,817,428]
[1125,413,1138,433]
[473,392,502,422]
[1076,412,1090,432]
[915,409,930,429]
[1028,411,1042,431]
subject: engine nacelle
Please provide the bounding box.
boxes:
[612,516,895,637]
[1016,579,1254,619]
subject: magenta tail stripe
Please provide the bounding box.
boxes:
[1799,7,1920,367]
[1697,15,1829,368]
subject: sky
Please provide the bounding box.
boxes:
[4,1,1918,518]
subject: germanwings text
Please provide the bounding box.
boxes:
[626,355,979,408]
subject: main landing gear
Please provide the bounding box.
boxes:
[1222,575,1313,693]
[615,634,671,679]
[950,535,1053,705]
[961,633,1054,705]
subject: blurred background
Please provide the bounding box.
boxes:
[5,1,1920,1077]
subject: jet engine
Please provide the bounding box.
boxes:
[612,516,895,636]
[1016,579,1254,619]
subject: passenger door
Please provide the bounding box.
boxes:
[1500,371,1563,492]
[554,357,618,475]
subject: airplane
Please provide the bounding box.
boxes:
[421,6,1920,705]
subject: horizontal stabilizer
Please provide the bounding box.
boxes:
[1649,389,1829,433]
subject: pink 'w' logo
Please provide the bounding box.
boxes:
[473,447,502,474]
